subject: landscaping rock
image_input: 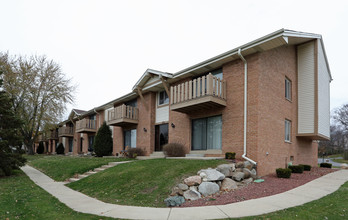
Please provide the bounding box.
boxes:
[197,168,225,181]
[183,189,201,200]
[221,178,238,191]
[232,171,245,182]
[341,163,348,169]
[242,177,253,185]
[189,186,198,191]
[235,168,243,172]
[198,182,220,197]
[199,172,208,182]
[250,169,258,179]
[177,183,189,191]
[236,162,244,168]
[184,176,202,186]
[164,196,185,207]
[216,164,235,177]
[244,161,253,170]
[170,187,184,196]
[243,168,251,179]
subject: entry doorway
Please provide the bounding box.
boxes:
[155,124,168,151]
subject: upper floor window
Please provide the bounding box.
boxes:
[125,99,137,107]
[211,68,223,80]
[285,77,291,101]
[285,119,291,142]
[89,114,96,120]
[158,91,169,105]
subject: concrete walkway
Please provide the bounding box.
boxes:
[21,165,348,220]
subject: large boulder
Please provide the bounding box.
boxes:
[250,169,258,179]
[183,189,202,200]
[164,196,185,207]
[198,182,220,197]
[235,162,244,168]
[242,177,253,185]
[184,176,202,186]
[244,161,253,170]
[221,178,238,191]
[197,168,225,182]
[340,163,348,169]
[177,183,189,191]
[242,168,251,179]
[216,164,235,177]
[232,171,245,182]
[170,187,184,196]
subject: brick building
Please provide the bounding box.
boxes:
[54,29,331,176]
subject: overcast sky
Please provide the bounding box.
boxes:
[1,0,347,118]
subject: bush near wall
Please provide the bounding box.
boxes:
[320,163,332,168]
[299,164,312,171]
[276,168,292,178]
[56,143,65,155]
[37,142,44,154]
[344,151,348,160]
[163,143,186,157]
[93,122,113,157]
[127,148,145,158]
[225,152,236,159]
[288,165,304,173]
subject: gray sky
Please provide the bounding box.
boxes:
[1,0,347,117]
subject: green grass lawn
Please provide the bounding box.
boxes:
[0,170,115,220]
[68,158,226,207]
[333,158,348,163]
[231,181,348,220]
[26,155,130,181]
[326,154,343,158]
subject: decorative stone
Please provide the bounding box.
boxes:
[243,168,251,179]
[235,168,243,172]
[164,196,185,207]
[216,164,235,177]
[177,183,189,191]
[250,169,258,179]
[244,161,253,170]
[189,186,198,191]
[183,189,201,200]
[221,178,238,191]
[242,177,253,185]
[197,168,225,181]
[170,187,183,196]
[236,162,244,168]
[184,176,202,186]
[232,171,245,182]
[341,163,348,169]
[198,182,220,197]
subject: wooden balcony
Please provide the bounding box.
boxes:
[48,130,59,140]
[37,134,47,142]
[107,104,139,126]
[170,73,227,113]
[58,127,74,137]
[76,119,97,133]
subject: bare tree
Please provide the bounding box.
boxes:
[334,104,348,130]
[0,52,76,154]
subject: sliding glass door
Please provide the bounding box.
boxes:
[124,129,136,149]
[192,115,222,150]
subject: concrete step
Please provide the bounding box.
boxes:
[94,168,106,172]
[108,162,119,166]
[78,174,88,179]
[150,152,165,157]
[101,165,113,169]
[68,178,80,182]
[186,154,205,157]
[85,171,97,175]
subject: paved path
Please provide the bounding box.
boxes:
[318,158,345,167]
[21,165,348,220]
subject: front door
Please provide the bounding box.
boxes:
[155,124,168,151]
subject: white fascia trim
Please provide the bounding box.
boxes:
[132,69,173,91]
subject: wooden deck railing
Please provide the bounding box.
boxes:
[170,73,226,105]
[108,104,139,122]
[48,130,58,139]
[58,127,74,136]
[76,119,96,131]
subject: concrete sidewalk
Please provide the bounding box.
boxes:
[21,165,348,220]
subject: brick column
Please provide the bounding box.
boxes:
[82,133,89,154]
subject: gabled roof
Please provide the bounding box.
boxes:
[132,68,173,91]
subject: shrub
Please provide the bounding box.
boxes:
[56,143,65,155]
[127,148,145,159]
[344,151,348,160]
[225,152,236,159]
[276,168,292,178]
[288,165,304,173]
[299,164,311,171]
[37,141,45,154]
[163,143,186,157]
[320,163,332,168]
[93,122,113,157]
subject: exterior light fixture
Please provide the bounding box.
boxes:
[171,123,175,128]
[143,128,147,132]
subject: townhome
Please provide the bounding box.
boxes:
[57,29,331,175]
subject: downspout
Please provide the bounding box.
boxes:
[238,48,257,165]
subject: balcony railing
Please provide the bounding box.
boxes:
[107,104,139,126]
[170,73,227,113]
[58,126,74,137]
[76,119,97,133]
[37,134,47,142]
[48,130,59,140]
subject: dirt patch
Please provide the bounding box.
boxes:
[180,167,336,207]
[141,186,158,194]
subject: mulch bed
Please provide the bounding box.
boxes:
[180,167,336,207]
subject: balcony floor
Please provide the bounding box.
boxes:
[75,128,97,133]
[107,118,138,127]
[170,95,226,113]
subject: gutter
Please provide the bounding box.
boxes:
[238,48,257,165]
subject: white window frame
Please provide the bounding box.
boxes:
[285,119,291,142]
[285,77,292,101]
[158,90,169,106]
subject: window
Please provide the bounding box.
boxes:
[285,78,291,100]
[88,136,94,152]
[124,129,136,149]
[158,91,169,105]
[285,119,291,142]
[192,115,222,150]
